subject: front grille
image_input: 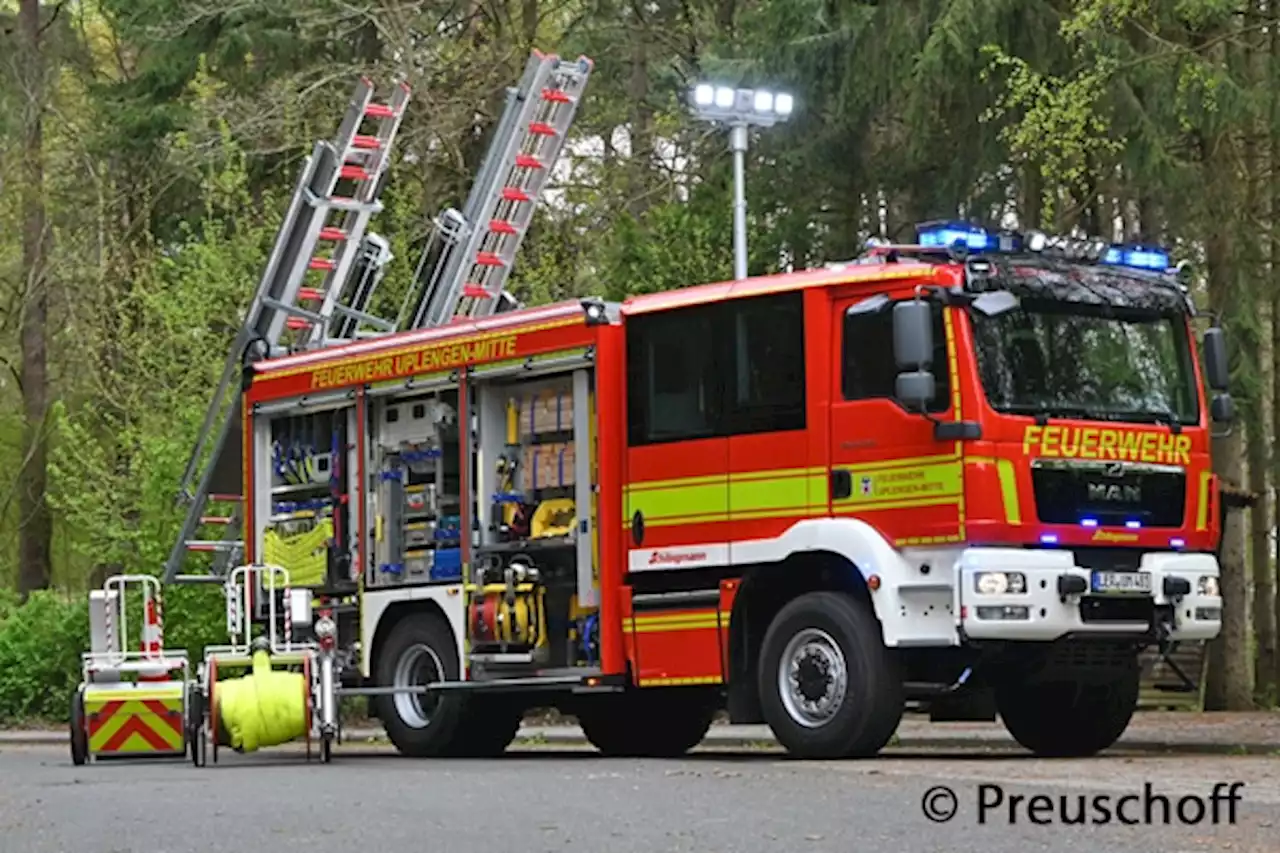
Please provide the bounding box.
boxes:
[1031,459,1185,527]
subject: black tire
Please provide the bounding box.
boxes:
[996,664,1140,758]
[576,689,717,757]
[374,613,467,757]
[445,696,525,757]
[757,591,902,759]
[69,689,87,767]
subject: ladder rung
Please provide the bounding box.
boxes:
[286,317,312,329]
[501,187,532,202]
[318,227,348,241]
[298,287,325,300]
[340,164,371,181]
[489,219,518,235]
[528,122,558,136]
[463,284,492,299]
[200,516,234,525]
[365,103,396,118]
[515,154,544,169]
[186,540,243,552]
[209,494,242,502]
[351,134,381,150]
[541,88,572,103]
[309,257,336,271]
[475,252,504,267]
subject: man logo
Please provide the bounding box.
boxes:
[1087,482,1142,503]
[1103,462,1125,477]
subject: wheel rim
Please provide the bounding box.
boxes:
[778,627,848,728]
[392,643,444,729]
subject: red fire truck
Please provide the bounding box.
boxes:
[164,59,1230,761]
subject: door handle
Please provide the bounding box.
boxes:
[830,469,852,500]
[631,510,645,546]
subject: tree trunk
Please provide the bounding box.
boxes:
[17,0,52,600]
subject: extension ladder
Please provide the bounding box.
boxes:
[163,79,411,583]
[402,51,593,329]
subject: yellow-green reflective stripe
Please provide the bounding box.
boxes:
[728,472,827,515]
[626,481,727,522]
[996,459,1021,525]
[1196,471,1212,530]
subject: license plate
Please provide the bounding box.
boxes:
[1091,570,1152,594]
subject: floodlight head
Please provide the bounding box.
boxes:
[754,90,774,113]
[775,93,794,116]
[714,86,735,108]
[694,84,714,106]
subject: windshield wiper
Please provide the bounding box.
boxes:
[1000,403,1116,423]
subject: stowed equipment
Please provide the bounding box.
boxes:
[70,575,191,765]
[187,564,341,765]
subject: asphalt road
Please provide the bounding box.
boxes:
[1,742,1276,853]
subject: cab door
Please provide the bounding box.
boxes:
[828,294,963,546]
[622,302,730,574]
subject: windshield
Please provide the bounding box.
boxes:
[971,299,1200,424]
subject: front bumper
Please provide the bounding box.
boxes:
[955,547,1221,642]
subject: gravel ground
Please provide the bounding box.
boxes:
[0,741,1275,853]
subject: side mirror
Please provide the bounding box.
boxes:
[1211,393,1234,424]
[893,300,934,369]
[893,299,936,409]
[1202,327,1229,391]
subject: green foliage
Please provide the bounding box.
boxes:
[0,591,88,723]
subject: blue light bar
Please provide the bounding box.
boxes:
[1101,244,1170,271]
[916,222,998,251]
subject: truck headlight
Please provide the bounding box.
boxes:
[975,572,1026,595]
[1197,576,1220,597]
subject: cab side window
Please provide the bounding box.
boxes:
[627,303,726,445]
[728,291,806,434]
[842,300,951,413]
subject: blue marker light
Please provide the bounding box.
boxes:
[1081,518,1099,528]
[1125,520,1142,529]
[1102,245,1170,271]
[1170,538,1186,549]
[1040,533,1058,544]
[917,222,997,251]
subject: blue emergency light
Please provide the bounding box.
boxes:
[917,222,1001,251]
[913,221,1175,274]
[1100,245,1170,271]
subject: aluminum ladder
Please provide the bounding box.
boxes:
[400,50,592,329]
[163,78,411,583]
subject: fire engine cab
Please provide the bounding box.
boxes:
[163,62,1228,761]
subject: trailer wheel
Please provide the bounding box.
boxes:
[757,591,902,759]
[576,689,717,757]
[69,688,87,766]
[374,613,466,757]
[996,664,1140,758]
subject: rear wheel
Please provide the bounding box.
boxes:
[757,591,902,759]
[576,689,718,757]
[374,613,467,757]
[446,696,525,757]
[996,664,1140,757]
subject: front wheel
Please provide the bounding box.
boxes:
[757,591,902,759]
[996,665,1140,758]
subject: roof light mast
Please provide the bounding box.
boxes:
[690,84,795,280]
